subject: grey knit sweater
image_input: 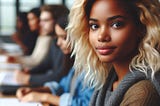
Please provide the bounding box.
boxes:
[90,69,160,106]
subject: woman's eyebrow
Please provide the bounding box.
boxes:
[89,18,98,22]
[107,15,126,21]
[89,15,126,22]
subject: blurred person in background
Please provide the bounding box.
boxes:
[14,5,71,86]
[12,12,30,54]
[11,7,40,55]
[22,7,40,55]
[12,5,56,69]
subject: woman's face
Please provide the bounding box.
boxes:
[27,12,39,31]
[16,17,23,30]
[55,24,71,54]
[40,11,55,35]
[89,0,140,63]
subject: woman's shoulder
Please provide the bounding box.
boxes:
[127,80,159,97]
[121,80,160,106]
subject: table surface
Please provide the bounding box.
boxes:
[0,45,49,106]
[0,92,49,106]
[0,92,14,98]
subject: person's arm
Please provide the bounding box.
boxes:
[15,64,64,86]
[45,68,94,106]
[42,68,74,106]
[120,80,160,106]
[18,91,60,105]
[58,86,94,106]
[29,41,65,86]
[44,68,75,95]
[29,39,60,74]
[14,70,30,85]
[16,86,51,99]
[19,36,52,68]
[28,46,52,74]
[29,69,63,86]
[59,73,94,106]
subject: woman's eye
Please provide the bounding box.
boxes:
[90,24,99,31]
[111,21,124,29]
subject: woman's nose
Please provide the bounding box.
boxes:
[98,26,111,42]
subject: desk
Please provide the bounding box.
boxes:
[0,92,49,106]
[0,92,14,98]
[0,42,23,56]
[0,44,49,106]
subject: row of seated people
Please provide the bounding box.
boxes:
[9,4,94,106]
[11,5,69,69]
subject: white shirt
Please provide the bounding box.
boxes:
[18,35,52,68]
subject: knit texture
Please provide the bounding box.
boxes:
[90,69,160,106]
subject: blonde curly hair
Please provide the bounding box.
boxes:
[67,0,160,89]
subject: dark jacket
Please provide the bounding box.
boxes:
[29,38,72,86]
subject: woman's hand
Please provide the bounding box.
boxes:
[18,91,60,106]
[20,92,45,102]
[16,87,32,99]
[14,70,30,85]
[7,56,17,63]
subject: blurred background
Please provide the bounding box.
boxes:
[0,0,73,42]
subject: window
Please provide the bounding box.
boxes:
[0,0,41,36]
[19,0,40,11]
[65,0,74,9]
[0,0,73,36]
[0,0,16,36]
[45,0,62,4]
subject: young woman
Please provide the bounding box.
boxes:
[11,12,30,54]
[23,7,40,55]
[16,14,94,106]
[67,0,160,105]
[11,8,40,55]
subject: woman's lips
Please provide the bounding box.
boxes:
[96,46,116,55]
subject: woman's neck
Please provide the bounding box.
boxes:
[113,62,130,81]
[112,51,137,89]
[112,59,131,90]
